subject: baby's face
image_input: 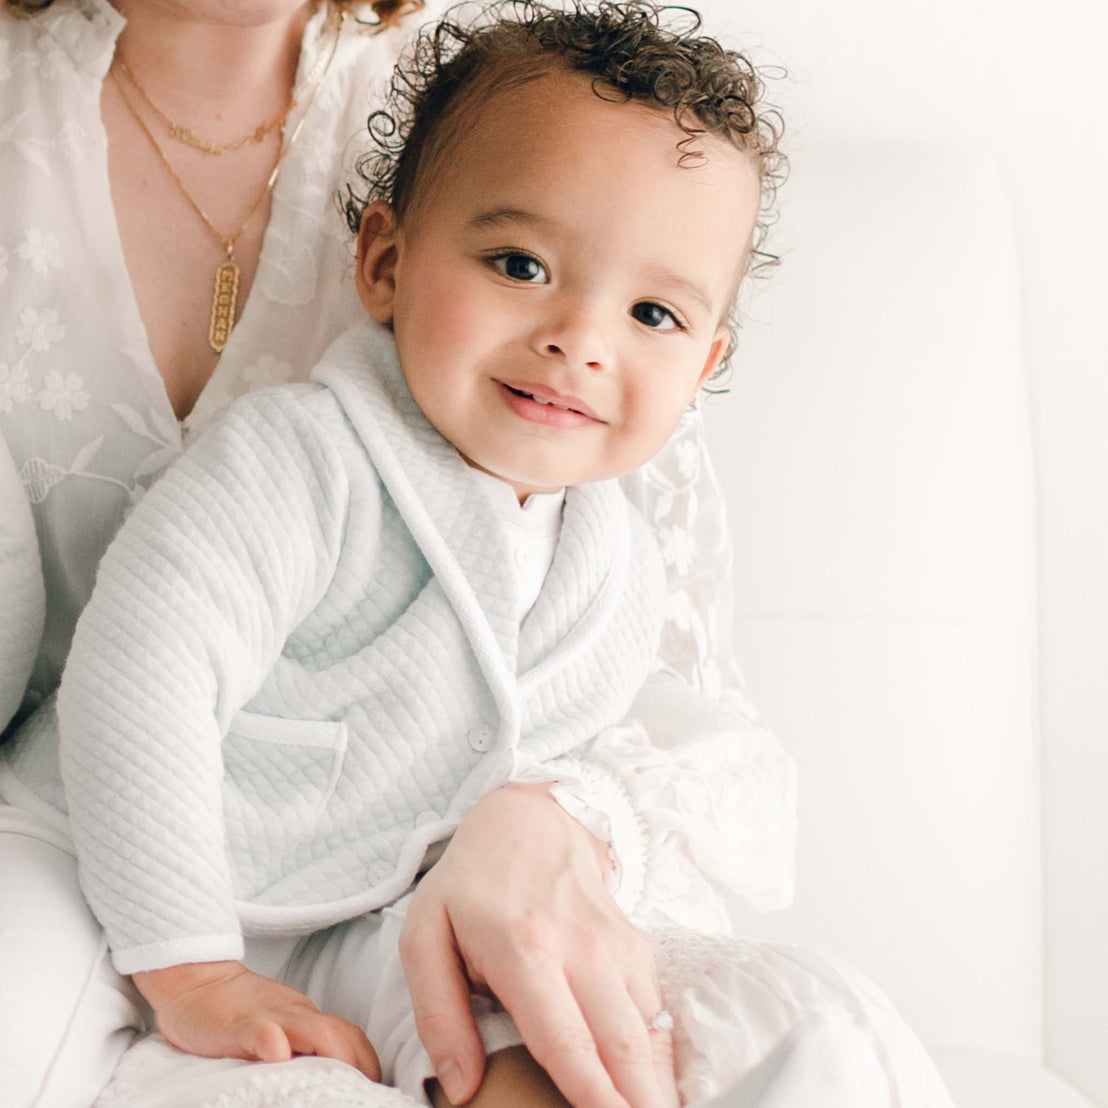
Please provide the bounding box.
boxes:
[358,68,761,500]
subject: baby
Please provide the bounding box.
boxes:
[44,1,776,1102]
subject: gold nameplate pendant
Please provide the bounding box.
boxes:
[209,259,240,353]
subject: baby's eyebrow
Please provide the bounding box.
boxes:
[641,265,715,317]
[467,206,554,231]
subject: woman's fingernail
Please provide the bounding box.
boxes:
[438,1059,465,1104]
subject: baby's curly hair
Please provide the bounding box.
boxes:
[343,0,785,285]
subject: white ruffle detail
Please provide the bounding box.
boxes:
[549,769,644,911]
[511,667,797,930]
[510,753,648,913]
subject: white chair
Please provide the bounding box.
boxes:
[703,141,1095,1107]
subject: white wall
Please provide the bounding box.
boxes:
[692,1,1108,1101]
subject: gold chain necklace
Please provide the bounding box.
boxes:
[109,8,344,353]
[114,58,295,156]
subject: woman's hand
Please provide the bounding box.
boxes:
[400,784,677,1108]
[132,961,380,1079]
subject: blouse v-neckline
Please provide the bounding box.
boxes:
[59,0,336,436]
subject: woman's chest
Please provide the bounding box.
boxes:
[100,77,284,421]
[0,48,365,669]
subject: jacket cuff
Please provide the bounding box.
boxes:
[110,933,245,976]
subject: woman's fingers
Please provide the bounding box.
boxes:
[649,1023,679,1108]
[571,970,672,1108]
[628,992,679,1108]
[401,901,488,1103]
[625,968,680,1108]
[487,948,629,1108]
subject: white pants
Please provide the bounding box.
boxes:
[0,808,145,1108]
[0,804,954,1108]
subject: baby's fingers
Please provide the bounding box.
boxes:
[283,1013,382,1081]
[239,1018,294,1064]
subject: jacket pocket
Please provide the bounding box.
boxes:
[221,710,348,851]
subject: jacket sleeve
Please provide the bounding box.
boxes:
[0,431,45,735]
[56,390,350,975]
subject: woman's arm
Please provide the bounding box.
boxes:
[0,432,44,735]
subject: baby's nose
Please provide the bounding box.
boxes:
[536,304,612,370]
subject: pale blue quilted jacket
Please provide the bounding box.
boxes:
[10,322,665,974]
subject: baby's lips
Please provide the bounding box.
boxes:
[497,377,599,420]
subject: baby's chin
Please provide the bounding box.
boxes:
[464,460,564,503]
[455,435,670,498]
[461,455,630,500]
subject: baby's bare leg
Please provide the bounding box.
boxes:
[429,1045,570,1107]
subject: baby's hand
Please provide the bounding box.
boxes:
[133,961,380,1079]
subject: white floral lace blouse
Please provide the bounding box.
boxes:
[0,0,795,925]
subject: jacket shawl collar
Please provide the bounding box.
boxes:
[312,322,632,723]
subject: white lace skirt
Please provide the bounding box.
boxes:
[649,927,954,1108]
[96,925,955,1108]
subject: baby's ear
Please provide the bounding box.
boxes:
[696,327,731,390]
[356,201,400,324]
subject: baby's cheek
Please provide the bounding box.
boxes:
[404,286,467,348]
[622,382,689,462]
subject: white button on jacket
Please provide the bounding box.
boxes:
[466,724,493,752]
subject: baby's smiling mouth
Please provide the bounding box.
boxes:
[497,379,601,421]
[506,385,576,411]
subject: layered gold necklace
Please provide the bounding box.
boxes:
[115,57,296,156]
[110,8,345,353]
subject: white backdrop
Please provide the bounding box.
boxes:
[690,0,1108,1102]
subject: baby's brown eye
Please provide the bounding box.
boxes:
[631,301,679,330]
[491,253,548,283]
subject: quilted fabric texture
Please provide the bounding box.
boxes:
[26,322,664,973]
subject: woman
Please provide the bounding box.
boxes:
[0,2,950,1107]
